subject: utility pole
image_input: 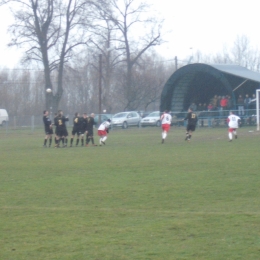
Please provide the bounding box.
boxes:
[99,54,102,124]
[175,56,178,70]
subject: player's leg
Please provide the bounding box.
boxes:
[80,133,84,146]
[91,136,94,144]
[90,132,96,146]
[161,124,169,143]
[49,134,53,147]
[233,129,238,139]
[101,136,107,145]
[188,130,192,141]
[86,132,90,146]
[228,128,233,141]
[55,134,59,147]
[188,126,195,141]
[43,134,48,147]
[76,135,79,146]
[64,136,68,147]
[185,125,190,141]
[70,133,75,147]
[162,130,167,143]
[55,131,61,147]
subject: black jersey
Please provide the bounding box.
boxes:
[86,117,95,131]
[55,116,69,137]
[43,115,52,130]
[184,112,198,125]
[56,116,69,129]
[73,116,82,129]
[81,117,88,132]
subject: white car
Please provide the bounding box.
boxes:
[140,111,161,127]
[0,109,9,126]
[111,111,141,129]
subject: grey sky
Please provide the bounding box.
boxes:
[0,0,260,67]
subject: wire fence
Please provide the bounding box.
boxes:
[0,109,258,135]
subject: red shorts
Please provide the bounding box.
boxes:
[98,130,107,136]
[162,124,170,132]
[229,128,237,133]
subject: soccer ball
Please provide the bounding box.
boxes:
[46,88,52,93]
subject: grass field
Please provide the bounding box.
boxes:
[1,125,260,260]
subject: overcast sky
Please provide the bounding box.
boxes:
[0,0,260,68]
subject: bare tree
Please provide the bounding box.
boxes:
[204,35,260,72]
[0,0,107,112]
[106,0,163,110]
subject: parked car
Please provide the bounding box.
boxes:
[138,111,152,118]
[111,111,141,129]
[0,109,9,126]
[140,111,161,127]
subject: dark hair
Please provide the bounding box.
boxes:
[43,110,47,114]
[107,119,111,122]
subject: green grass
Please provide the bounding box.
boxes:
[1,126,260,259]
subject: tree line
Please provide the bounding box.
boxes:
[0,0,259,116]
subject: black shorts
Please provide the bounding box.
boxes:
[86,129,94,136]
[56,128,68,137]
[187,124,196,132]
[45,128,53,135]
[72,127,82,136]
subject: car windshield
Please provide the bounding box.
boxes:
[113,113,128,118]
[147,112,159,117]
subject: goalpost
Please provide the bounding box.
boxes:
[256,89,260,131]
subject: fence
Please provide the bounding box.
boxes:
[0,109,258,135]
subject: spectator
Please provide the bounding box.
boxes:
[202,103,207,111]
[220,96,228,109]
[217,96,222,111]
[190,102,197,111]
[227,95,233,110]
[237,95,244,116]
[211,95,218,109]
[197,103,204,111]
[207,103,213,111]
[207,103,213,127]
[244,94,251,115]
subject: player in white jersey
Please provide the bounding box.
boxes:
[160,110,172,144]
[227,111,241,141]
[97,119,111,146]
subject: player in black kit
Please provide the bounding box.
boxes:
[85,113,97,146]
[183,108,198,142]
[55,110,69,148]
[43,110,53,147]
[81,113,88,142]
[70,112,83,147]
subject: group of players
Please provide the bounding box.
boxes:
[43,110,111,148]
[43,107,241,148]
[160,108,241,143]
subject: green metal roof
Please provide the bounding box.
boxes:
[160,63,260,112]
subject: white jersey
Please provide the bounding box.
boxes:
[98,121,110,131]
[228,114,240,128]
[161,113,172,125]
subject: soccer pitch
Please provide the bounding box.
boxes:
[1,126,260,259]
